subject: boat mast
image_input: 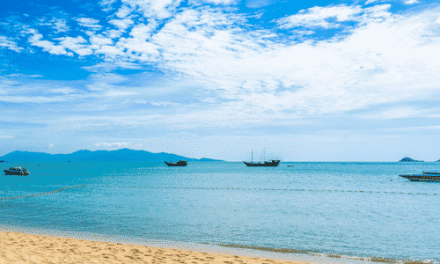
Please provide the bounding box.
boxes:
[263,147,265,161]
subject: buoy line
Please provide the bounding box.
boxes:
[88,185,438,196]
[1,185,436,200]
[0,185,85,201]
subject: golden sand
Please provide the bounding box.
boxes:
[0,231,311,264]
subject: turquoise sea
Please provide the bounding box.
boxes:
[1,162,439,262]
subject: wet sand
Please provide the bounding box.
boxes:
[0,231,312,264]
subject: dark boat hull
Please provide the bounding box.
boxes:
[400,175,440,182]
[243,160,280,167]
[164,161,187,167]
[4,170,29,176]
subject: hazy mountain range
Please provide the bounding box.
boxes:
[0,149,223,162]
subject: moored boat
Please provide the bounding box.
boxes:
[399,171,440,182]
[243,149,280,167]
[164,160,188,167]
[164,154,187,167]
[4,167,30,176]
[243,160,280,167]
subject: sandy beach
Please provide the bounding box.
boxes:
[0,231,311,264]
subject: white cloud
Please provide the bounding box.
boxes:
[0,36,22,52]
[4,1,440,161]
[0,95,67,103]
[81,62,141,72]
[121,0,183,20]
[150,101,173,106]
[384,125,440,132]
[13,3,440,120]
[89,35,114,47]
[193,0,237,5]
[360,107,434,119]
[143,6,440,115]
[77,17,102,30]
[129,22,158,39]
[37,17,70,33]
[246,0,272,8]
[100,0,118,12]
[360,4,392,24]
[115,5,134,18]
[116,22,160,59]
[48,144,54,148]
[201,97,217,103]
[404,0,418,4]
[105,29,126,39]
[0,135,14,139]
[104,90,137,96]
[27,29,72,55]
[277,5,364,29]
[0,75,84,104]
[290,29,315,36]
[276,4,391,29]
[95,45,124,57]
[109,17,134,29]
[57,36,93,56]
[49,88,78,94]
[52,18,70,33]
[6,74,43,78]
[89,72,128,84]
[94,142,130,147]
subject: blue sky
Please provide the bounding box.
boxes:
[1,0,440,161]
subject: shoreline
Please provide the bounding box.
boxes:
[0,219,435,264]
[0,227,424,264]
[0,230,315,264]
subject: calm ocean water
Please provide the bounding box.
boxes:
[1,161,439,262]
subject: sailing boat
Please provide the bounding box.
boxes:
[164,153,188,167]
[243,148,280,167]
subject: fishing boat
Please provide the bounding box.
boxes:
[243,149,280,167]
[164,160,188,167]
[164,154,187,167]
[399,171,440,182]
[4,167,30,176]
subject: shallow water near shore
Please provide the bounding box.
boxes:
[1,162,439,262]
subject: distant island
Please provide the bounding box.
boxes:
[0,149,223,163]
[399,157,424,162]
